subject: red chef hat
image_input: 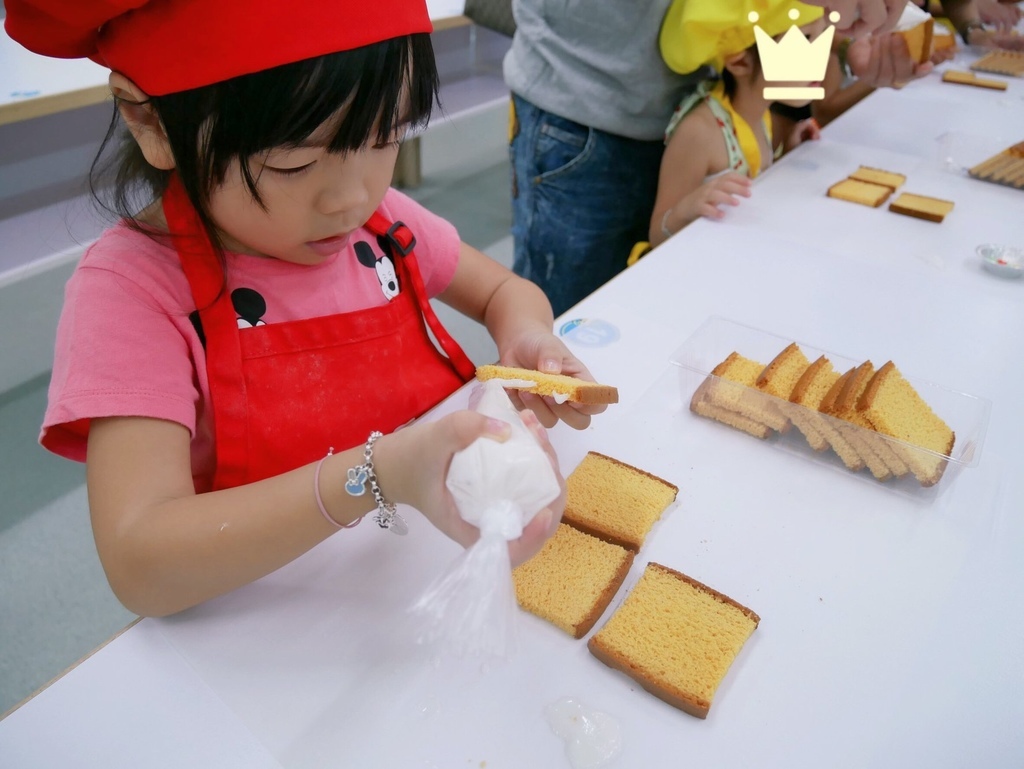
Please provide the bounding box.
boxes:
[4,0,434,95]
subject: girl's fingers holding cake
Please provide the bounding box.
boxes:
[519,390,559,428]
[546,398,594,430]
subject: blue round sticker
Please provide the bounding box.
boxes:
[558,318,620,348]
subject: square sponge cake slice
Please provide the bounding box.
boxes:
[888,192,955,223]
[588,563,760,719]
[475,364,618,404]
[827,178,893,207]
[848,166,906,191]
[563,452,678,551]
[513,523,634,639]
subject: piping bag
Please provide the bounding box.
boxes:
[410,379,561,658]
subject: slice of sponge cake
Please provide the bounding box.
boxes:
[755,342,818,445]
[837,362,911,479]
[896,16,935,64]
[513,523,634,639]
[690,377,772,439]
[588,563,760,719]
[858,361,956,486]
[819,364,892,481]
[695,351,789,432]
[563,452,678,551]
[475,364,619,405]
[828,178,893,208]
[888,192,955,223]
[790,356,865,469]
[848,166,906,191]
[756,343,811,400]
[821,368,891,480]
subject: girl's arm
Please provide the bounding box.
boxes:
[813,52,875,128]
[86,409,557,617]
[438,243,604,429]
[649,112,751,247]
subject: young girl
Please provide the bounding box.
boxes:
[650,0,827,246]
[6,0,603,618]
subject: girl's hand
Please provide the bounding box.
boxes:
[676,172,753,224]
[376,409,565,567]
[498,330,608,430]
[784,118,822,154]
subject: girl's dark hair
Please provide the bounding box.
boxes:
[90,33,439,253]
[722,44,762,100]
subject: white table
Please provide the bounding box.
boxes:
[3,41,1023,769]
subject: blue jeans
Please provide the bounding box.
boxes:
[509,93,666,316]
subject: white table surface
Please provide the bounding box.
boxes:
[3,41,1024,769]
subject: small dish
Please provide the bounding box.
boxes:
[977,244,1024,279]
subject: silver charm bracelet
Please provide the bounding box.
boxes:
[344,431,407,535]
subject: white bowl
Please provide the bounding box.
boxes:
[978,244,1024,279]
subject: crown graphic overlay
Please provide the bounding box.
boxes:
[749,9,839,101]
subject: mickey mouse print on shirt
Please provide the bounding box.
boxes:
[188,235,404,347]
[355,235,400,301]
[189,287,268,347]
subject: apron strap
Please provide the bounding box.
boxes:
[163,174,251,490]
[366,211,476,382]
[711,80,770,179]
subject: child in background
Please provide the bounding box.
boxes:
[649,0,826,247]
[5,0,602,618]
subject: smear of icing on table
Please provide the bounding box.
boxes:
[544,697,622,768]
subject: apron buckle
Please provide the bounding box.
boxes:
[385,221,417,257]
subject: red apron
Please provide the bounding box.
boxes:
[163,175,475,491]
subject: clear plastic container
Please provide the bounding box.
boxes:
[670,317,992,501]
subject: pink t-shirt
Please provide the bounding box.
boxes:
[42,188,460,489]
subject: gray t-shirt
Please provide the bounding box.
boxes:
[504,0,705,141]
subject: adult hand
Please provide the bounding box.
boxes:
[803,0,908,37]
[847,32,932,88]
[976,0,1023,30]
[376,409,565,567]
[498,331,607,430]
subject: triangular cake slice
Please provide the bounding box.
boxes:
[691,377,772,439]
[693,352,789,433]
[837,362,911,479]
[857,361,955,486]
[755,343,822,448]
[821,368,890,480]
[789,356,864,468]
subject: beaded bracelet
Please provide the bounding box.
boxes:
[314,448,362,530]
[344,431,408,535]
